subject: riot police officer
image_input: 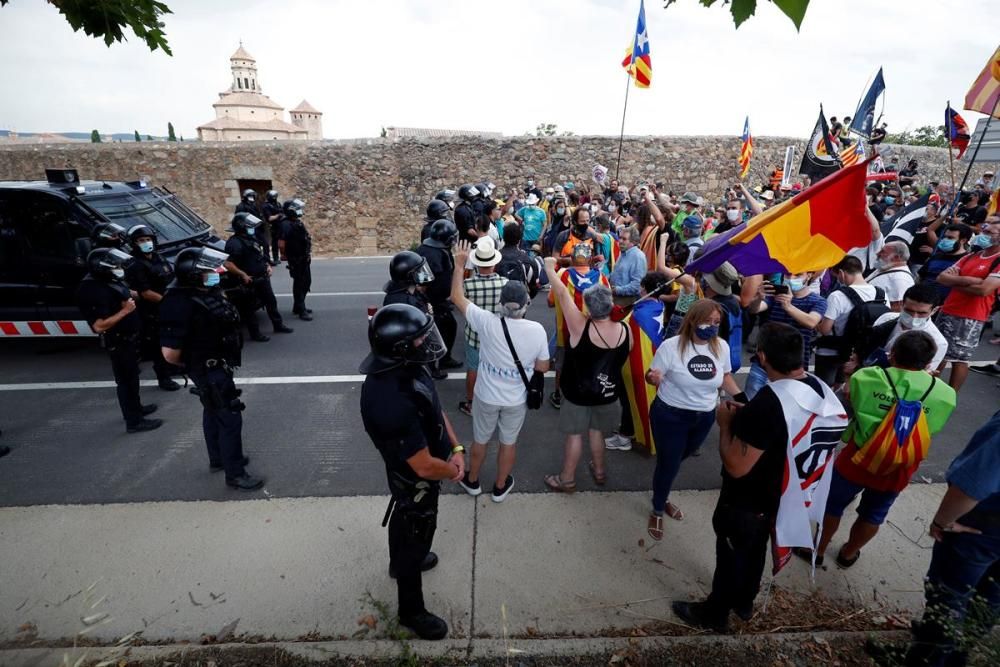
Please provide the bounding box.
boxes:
[76,248,163,433]
[384,251,444,379]
[224,212,293,342]
[360,303,465,640]
[160,247,264,490]
[278,198,313,321]
[416,220,461,369]
[454,184,480,243]
[125,224,181,391]
[420,199,453,241]
[261,190,284,266]
[235,189,273,266]
[91,222,128,249]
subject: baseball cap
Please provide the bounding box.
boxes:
[500,281,530,309]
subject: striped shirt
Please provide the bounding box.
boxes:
[463,273,508,349]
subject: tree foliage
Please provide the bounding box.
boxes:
[885,126,948,148]
[665,0,811,30]
[0,0,173,55]
[167,122,176,141]
[134,130,141,142]
[533,123,574,137]
[146,135,153,141]
[90,129,101,143]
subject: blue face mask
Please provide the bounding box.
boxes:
[694,324,719,341]
[246,227,256,236]
[884,196,896,205]
[936,238,957,252]
[971,233,993,249]
[203,272,221,287]
[556,207,566,216]
[138,241,154,253]
[788,278,806,292]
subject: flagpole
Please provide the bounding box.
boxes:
[946,101,958,199]
[950,94,1000,215]
[615,75,632,182]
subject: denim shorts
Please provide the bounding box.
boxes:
[465,345,480,370]
[824,467,900,526]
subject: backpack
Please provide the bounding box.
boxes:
[496,255,527,284]
[857,317,899,369]
[718,298,743,371]
[850,367,936,478]
[820,286,890,360]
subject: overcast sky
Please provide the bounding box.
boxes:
[0,0,997,139]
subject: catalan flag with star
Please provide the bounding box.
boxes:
[621,0,652,88]
[548,267,610,347]
[739,116,753,178]
[964,44,1000,118]
[621,298,668,454]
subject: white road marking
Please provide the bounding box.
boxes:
[274,291,384,297]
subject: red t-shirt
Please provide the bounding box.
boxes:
[941,250,1000,322]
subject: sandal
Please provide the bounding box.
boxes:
[647,513,664,541]
[544,474,577,494]
[835,548,860,570]
[665,502,684,521]
[792,546,824,568]
[588,460,607,485]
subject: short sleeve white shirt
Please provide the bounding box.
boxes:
[464,304,549,406]
[872,312,949,370]
[649,336,731,412]
[869,267,916,303]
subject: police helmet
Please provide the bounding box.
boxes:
[359,303,446,374]
[91,222,127,248]
[86,247,133,281]
[283,198,305,219]
[435,189,459,208]
[389,251,435,286]
[458,184,481,202]
[265,190,279,203]
[231,212,263,233]
[426,219,459,248]
[478,182,495,198]
[126,224,157,244]
[425,199,452,222]
[241,188,257,201]
[173,247,229,287]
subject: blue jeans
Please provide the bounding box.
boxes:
[743,361,769,400]
[906,522,1000,666]
[649,399,715,514]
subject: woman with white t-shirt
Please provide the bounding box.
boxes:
[644,300,744,541]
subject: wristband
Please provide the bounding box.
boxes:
[451,445,465,455]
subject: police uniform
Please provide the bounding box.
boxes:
[235,199,271,258]
[415,242,457,361]
[126,249,177,386]
[280,215,312,316]
[361,363,450,621]
[224,233,287,338]
[261,200,284,264]
[159,285,250,481]
[383,281,431,312]
[76,276,146,427]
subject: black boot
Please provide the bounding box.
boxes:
[389,552,438,579]
[398,610,448,640]
[158,377,181,391]
[671,600,729,633]
[273,322,294,334]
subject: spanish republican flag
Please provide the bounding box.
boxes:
[621,0,651,88]
[687,160,873,277]
[965,45,1000,118]
[548,267,610,347]
[622,299,667,454]
[989,188,999,216]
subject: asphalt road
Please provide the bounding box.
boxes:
[1,258,998,508]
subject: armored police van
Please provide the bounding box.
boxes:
[0,169,222,336]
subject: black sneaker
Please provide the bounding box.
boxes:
[970,363,1000,377]
[273,323,294,334]
[210,456,250,473]
[250,333,270,342]
[549,391,562,409]
[158,378,181,391]
[671,600,728,633]
[459,472,482,497]
[141,404,158,416]
[398,610,448,640]
[298,312,313,321]
[388,552,438,579]
[457,401,472,416]
[226,474,265,490]
[491,476,515,503]
[126,418,163,433]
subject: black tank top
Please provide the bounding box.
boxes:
[561,319,630,406]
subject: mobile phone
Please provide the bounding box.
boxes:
[769,273,783,285]
[774,284,790,295]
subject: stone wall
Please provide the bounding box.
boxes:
[0,137,988,256]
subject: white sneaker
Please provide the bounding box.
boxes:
[604,434,633,451]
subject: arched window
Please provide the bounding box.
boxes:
[237,78,242,89]
[251,80,255,90]
[244,77,249,89]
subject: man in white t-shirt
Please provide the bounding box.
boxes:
[867,241,915,312]
[848,206,883,275]
[450,242,550,503]
[815,255,885,387]
[856,283,948,371]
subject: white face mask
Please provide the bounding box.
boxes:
[726,209,740,222]
[899,311,930,330]
[111,267,125,279]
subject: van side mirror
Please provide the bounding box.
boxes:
[74,237,93,264]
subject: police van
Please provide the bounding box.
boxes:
[0,169,223,337]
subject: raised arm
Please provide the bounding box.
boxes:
[450,241,473,315]
[737,184,763,216]
[544,257,588,339]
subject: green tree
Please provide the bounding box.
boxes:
[665,0,811,30]
[167,122,176,141]
[134,130,141,142]
[90,129,101,143]
[179,135,184,142]
[0,0,173,54]
[886,125,947,148]
[535,123,558,137]
[146,135,153,141]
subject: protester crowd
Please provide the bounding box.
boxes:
[375,165,1000,657]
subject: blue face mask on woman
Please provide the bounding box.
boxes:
[971,233,993,249]
[203,272,221,287]
[936,238,957,252]
[694,324,719,341]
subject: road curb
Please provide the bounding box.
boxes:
[0,629,912,665]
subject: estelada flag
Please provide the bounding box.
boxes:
[621,299,667,454]
[946,105,971,159]
[621,0,651,88]
[687,159,873,277]
[739,116,753,179]
[548,267,610,347]
[964,45,1000,118]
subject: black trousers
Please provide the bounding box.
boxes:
[288,257,312,314]
[107,338,143,426]
[704,502,773,622]
[432,304,457,358]
[190,367,246,479]
[388,486,439,617]
[235,278,284,335]
[268,221,282,263]
[617,384,635,437]
[138,312,174,381]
